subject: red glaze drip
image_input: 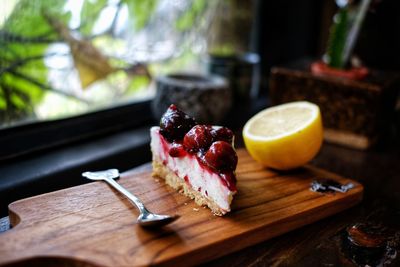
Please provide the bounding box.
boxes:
[160,133,170,157]
[195,151,237,192]
[169,143,186,157]
[220,172,237,191]
[184,175,190,186]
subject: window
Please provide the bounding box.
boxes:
[0,0,218,159]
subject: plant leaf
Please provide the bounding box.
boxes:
[123,0,158,31]
[325,7,349,69]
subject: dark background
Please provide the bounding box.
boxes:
[255,0,400,93]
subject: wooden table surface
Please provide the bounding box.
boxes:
[1,130,399,266]
[202,135,400,267]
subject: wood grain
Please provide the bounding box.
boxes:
[0,149,363,267]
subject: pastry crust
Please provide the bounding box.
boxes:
[152,159,231,216]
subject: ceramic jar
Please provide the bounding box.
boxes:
[152,73,231,124]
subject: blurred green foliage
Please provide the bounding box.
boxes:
[80,0,108,36]
[0,0,207,127]
[176,0,206,31]
[124,0,158,30]
[0,0,70,124]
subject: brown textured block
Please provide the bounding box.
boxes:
[269,60,400,149]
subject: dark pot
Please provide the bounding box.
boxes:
[152,73,231,124]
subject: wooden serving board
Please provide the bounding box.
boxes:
[0,149,363,267]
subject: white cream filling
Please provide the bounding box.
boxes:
[150,126,234,211]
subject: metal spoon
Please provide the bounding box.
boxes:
[82,169,179,228]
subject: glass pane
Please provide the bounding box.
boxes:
[0,0,215,128]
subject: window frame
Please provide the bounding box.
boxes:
[0,99,154,162]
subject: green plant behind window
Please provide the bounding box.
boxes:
[0,0,212,128]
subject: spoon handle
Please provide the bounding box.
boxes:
[104,177,148,213]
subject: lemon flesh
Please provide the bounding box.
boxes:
[243,101,323,170]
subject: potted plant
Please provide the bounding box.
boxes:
[269,0,400,149]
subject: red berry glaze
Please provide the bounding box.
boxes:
[204,141,238,171]
[211,127,234,144]
[169,143,186,157]
[183,125,213,153]
[220,171,237,191]
[160,104,196,142]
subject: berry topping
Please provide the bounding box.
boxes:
[160,104,196,142]
[204,141,238,171]
[211,127,234,144]
[169,143,186,157]
[183,125,213,153]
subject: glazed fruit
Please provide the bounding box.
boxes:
[183,125,213,153]
[169,143,186,157]
[160,104,196,142]
[205,141,238,171]
[211,127,234,144]
[159,104,237,173]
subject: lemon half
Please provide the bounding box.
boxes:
[243,101,323,170]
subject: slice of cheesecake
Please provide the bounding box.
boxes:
[151,104,237,216]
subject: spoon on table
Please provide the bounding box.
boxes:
[82,169,179,228]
